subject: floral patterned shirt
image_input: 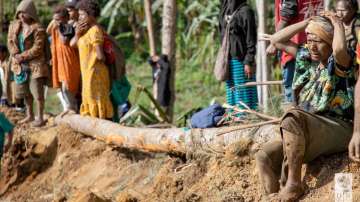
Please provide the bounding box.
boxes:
[292,46,356,120]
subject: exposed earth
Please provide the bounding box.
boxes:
[0,108,359,202]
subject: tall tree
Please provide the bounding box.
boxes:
[161,0,177,121]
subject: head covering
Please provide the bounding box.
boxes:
[306,17,334,45]
[220,0,246,19]
[15,0,39,22]
[65,0,79,8]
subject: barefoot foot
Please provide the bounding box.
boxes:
[19,116,35,124]
[279,183,304,202]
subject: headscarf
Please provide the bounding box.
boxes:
[15,0,39,22]
[306,17,334,45]
[220,0,246,20]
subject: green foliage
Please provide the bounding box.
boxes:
[4,0,292,118]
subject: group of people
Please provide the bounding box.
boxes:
[0,0,125,128]
[0,0,360,200]
[219,0,360,201]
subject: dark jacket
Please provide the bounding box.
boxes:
[148,55,171,107]
[219,0,257,66]
[279,0,298,20]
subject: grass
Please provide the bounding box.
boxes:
[45,60,284,121]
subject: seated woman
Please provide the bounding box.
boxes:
[256,14,356,201]
[70,0,113,119]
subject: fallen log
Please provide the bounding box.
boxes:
[55,114,279,154]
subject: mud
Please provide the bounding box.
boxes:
[0,108,359,202]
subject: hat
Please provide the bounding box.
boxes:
[15,0,39,22]
[65,0,79,8]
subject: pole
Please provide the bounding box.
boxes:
[256,0,269,111]
[324,0,331,11]
[144,0,156,56]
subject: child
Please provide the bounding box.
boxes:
[65,0,80,27]
[47,6,81,112]
[219,0,258,110]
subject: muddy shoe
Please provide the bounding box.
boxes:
[32,119,46,127]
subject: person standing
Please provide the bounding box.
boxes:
[65,0,80,27]
[7,0,49,127]
[219,0,258,110]
[70,0,113,119]
[268,0,324,103]
[48,6,81,112]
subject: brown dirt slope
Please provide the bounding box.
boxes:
[0,108,359,202]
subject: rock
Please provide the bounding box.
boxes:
[68,190,111,202]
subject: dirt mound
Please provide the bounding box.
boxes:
[0,109,359,201]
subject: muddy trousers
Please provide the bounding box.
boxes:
[258,109,353,186]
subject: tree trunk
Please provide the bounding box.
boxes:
[144,0,156,56]
[256,0,269,111]
[55,114,278,154]
[144,0,160,111]
[161,0,177,122]
[324,0,331,10]
[0,0,3,42]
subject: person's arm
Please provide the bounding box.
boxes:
[7,22,20,56]
[329,15,352,67]
[70,22,88,48]
[58,30,70,45]
[18,27,46,61]
[349,72,360,162]
[46,20,56,34]
[268,19,310,57]
[243,9,257,77]
[70,35,80,48]
[95,45,105,62]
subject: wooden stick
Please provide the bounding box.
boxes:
[217,119,281,136]
[230,81,283,90]
[138,86,170,123]
[223,104,278,121]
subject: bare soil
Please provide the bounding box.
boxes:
[0,108,359,202]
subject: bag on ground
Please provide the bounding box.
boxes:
[191,103,225,128]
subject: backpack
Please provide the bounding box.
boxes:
[190,103,225,128]
[214,8,240,82]
[103,33,126,81]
